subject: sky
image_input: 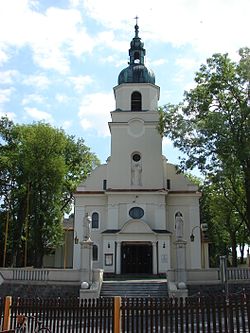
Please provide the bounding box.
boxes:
[0,0,249,166]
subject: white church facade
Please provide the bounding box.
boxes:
[73,24,204,276]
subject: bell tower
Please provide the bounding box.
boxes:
[107,23,163,190]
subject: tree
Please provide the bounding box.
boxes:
[159,47,250,235]
[200,172,248,267]
[0,117,99,267]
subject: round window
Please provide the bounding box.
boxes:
[132,153,141,162]
[129,207,144,219]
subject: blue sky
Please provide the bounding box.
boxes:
[0,0,249,166]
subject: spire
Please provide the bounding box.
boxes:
[117,21,155,85]
[129,17,145,65]
[134,16,139,38]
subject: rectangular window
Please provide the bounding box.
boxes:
[103,179,107,190]
[105,254,113,266]
[167,179,171,190]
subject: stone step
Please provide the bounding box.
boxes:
[100,280,168,298]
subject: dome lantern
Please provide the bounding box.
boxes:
[118,21,155,85]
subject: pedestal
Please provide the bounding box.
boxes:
[175,239,187,285]
[80,239,93,284]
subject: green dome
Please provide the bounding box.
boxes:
[118,23,155,85]
[118,64,155,85]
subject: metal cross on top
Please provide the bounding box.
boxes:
[134,16,139,25]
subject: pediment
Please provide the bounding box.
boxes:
[120,219,153,234]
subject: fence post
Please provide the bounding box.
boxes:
[114,296,121,333]
[2,296,12,331]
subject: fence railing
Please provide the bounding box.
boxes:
[1,293,250,333]
[226,267,250,280]
[12,269,49,281]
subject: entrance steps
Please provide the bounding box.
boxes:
[100,278,168,298]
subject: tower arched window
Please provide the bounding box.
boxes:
[92,244,98,261]
[133,51,140,63]
[91,212,99,229]
[131,91,142,111]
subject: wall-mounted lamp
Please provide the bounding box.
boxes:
[163,242,166,248]
[190,224,208,242]
[74,232,79,244]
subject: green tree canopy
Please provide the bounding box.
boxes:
[159,47,250,235]
[0,117,99,267]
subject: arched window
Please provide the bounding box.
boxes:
[131,91,142,111]
[92,212,99,229]
[92,244,98,261]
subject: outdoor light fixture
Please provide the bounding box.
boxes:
[163,242,166,248]
[74,232,79,244]
[190,223,208,242]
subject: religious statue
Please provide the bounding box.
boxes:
[175,212,184,240]
[84,213,92,240]
[131,160,142,185]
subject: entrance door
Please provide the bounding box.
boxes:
[121,242,152,274]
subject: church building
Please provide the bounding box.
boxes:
[73,23,203,276]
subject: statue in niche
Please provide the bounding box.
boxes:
[175,212,184,240]
[131,160,142,185]
[83,213,92,240]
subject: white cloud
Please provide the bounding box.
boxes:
[25,107,53,122]
[23,74,50,89]
[0,2,96,73]
[22,93,45,105]
[0,46,9,65]
[162,137,171,147]
[0,88,14,104]
[151,59,168,67]
[0,111,16,120]
[55,94,70,104]
[0,70,18,85]
[61,120,73,130]
[78,92,114,136]
[84,0,250,57]
[69,75,93,93]
[80,118,92,130]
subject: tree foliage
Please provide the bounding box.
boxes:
[0,117,99,267]
[159,47,250,235]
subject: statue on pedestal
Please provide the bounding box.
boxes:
[175,211,184,240]
[84,213,92,240]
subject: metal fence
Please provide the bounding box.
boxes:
[1,293,250,332]
[121,294,250,332]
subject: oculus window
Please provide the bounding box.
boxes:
[129,207,144,219]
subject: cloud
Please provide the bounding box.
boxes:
[0,46,9,65]
[0,2,96,73]
[69,75,93,93]
[61,120,73,130]
[24,107,53,122]
[22,94,45,105]
[0,111,16,120]
[23,74,50,89]
[0,70,19,84]
[55,94,70,104]
[162,136,171,147]
[78,92,114,136]
[0,88,14,104]
[151,59,168,67]
[84,0,250,57]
